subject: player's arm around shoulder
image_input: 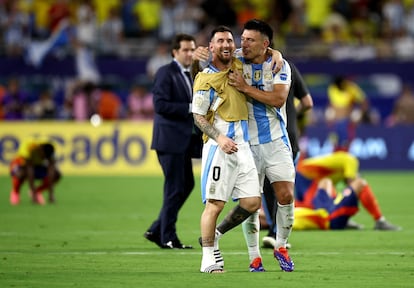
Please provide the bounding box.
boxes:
[227,65,289,108]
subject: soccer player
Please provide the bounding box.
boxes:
[294,151,401,231]
[228,19,295,272]
[192,25,262,273]
[261,60,314,249]
[9,138,61,205]
[191,35,286,273]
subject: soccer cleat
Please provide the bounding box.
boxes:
[34,192,45,205]
[213,249,224,268]
[10,191,20,205]
[345,219,364,230]
[274,247,294,272]
[200,263,225,273]
[162,240,193,249]
[29,190,45,205]
[374,219,401,231]
[249,257,265,272]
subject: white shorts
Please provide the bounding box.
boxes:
[200,140,260,203]
[250,137,295,186]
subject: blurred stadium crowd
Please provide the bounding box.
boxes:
[1,0,414,124]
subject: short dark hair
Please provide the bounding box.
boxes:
[243,19,273,46]
[41,143,55,159]
[210,25,234,41]
[171,33,196,55]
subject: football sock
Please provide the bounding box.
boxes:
[359,185,382,220]
[201,246,216,268]
[275,202,294,249]
[216,205,251,234]
[242,210,261,261]
[214,229,222,250]
[35,177,50,194]
[12,176,22,194]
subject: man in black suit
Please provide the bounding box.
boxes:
[144,34,201,249]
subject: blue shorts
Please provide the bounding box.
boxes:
[34,165,48,179]
[312,186,359,229]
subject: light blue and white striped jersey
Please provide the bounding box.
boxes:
[192,64,250,144]
[236,53,292,145]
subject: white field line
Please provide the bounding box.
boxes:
[0,251,412,256]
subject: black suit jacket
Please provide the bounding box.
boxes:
[151,61,201,156]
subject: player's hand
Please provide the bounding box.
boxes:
[217,134,238,154]
[267,48,283,73]
[193,46,209,62]
[228,69,248,92]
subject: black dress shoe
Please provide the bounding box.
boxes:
[143,231,163,248]
[162,240,193,249]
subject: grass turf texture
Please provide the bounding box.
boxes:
[0,172,413,288]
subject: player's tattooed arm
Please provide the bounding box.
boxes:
[193,113,239,154]
[193,113,220,141]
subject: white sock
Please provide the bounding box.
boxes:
[214,229,222,250]
[201,246,216,271]
[377,216,386,222]
[275,202,294,249]
[242,210,261,262]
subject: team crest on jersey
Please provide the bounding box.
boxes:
[263,72,273,81]
[253,70,261,82]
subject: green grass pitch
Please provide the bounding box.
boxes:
[1,172,413,288]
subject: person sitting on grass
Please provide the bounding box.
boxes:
[292,151,401,231]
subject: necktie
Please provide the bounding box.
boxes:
[184,71,193,86]
[184,71,193,98]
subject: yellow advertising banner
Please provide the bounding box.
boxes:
[0,121,200,176]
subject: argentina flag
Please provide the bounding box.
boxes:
[25,19,71,68]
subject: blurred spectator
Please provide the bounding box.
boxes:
[158,0,176,41]
[0,82,6,119]
[57,97,73,120]
[70,80,97,121]
[173,0,206,36]
[234,2,260,29]
[96,85,123,120]
[146,40,172,79]
[386,83,414,126]
[48,0,71,33]
[200,0,237,27]
[127,84,154,120]
[325,75,370,150]
[393,28,414,60]
[133,0,161,37]
[0,0,30,57]
[92,0,120,24]
[120,0,140,37]
[31,89,57,119]
[303,0,334,37]
[31,0,53,39]
[74,0,100,83]
[1,77,30,120]
[382,0,405,37]
[321,12,352,60]
[404,2,414,38]
[99,5,125,57]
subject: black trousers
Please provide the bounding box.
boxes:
[148,150,195,244]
